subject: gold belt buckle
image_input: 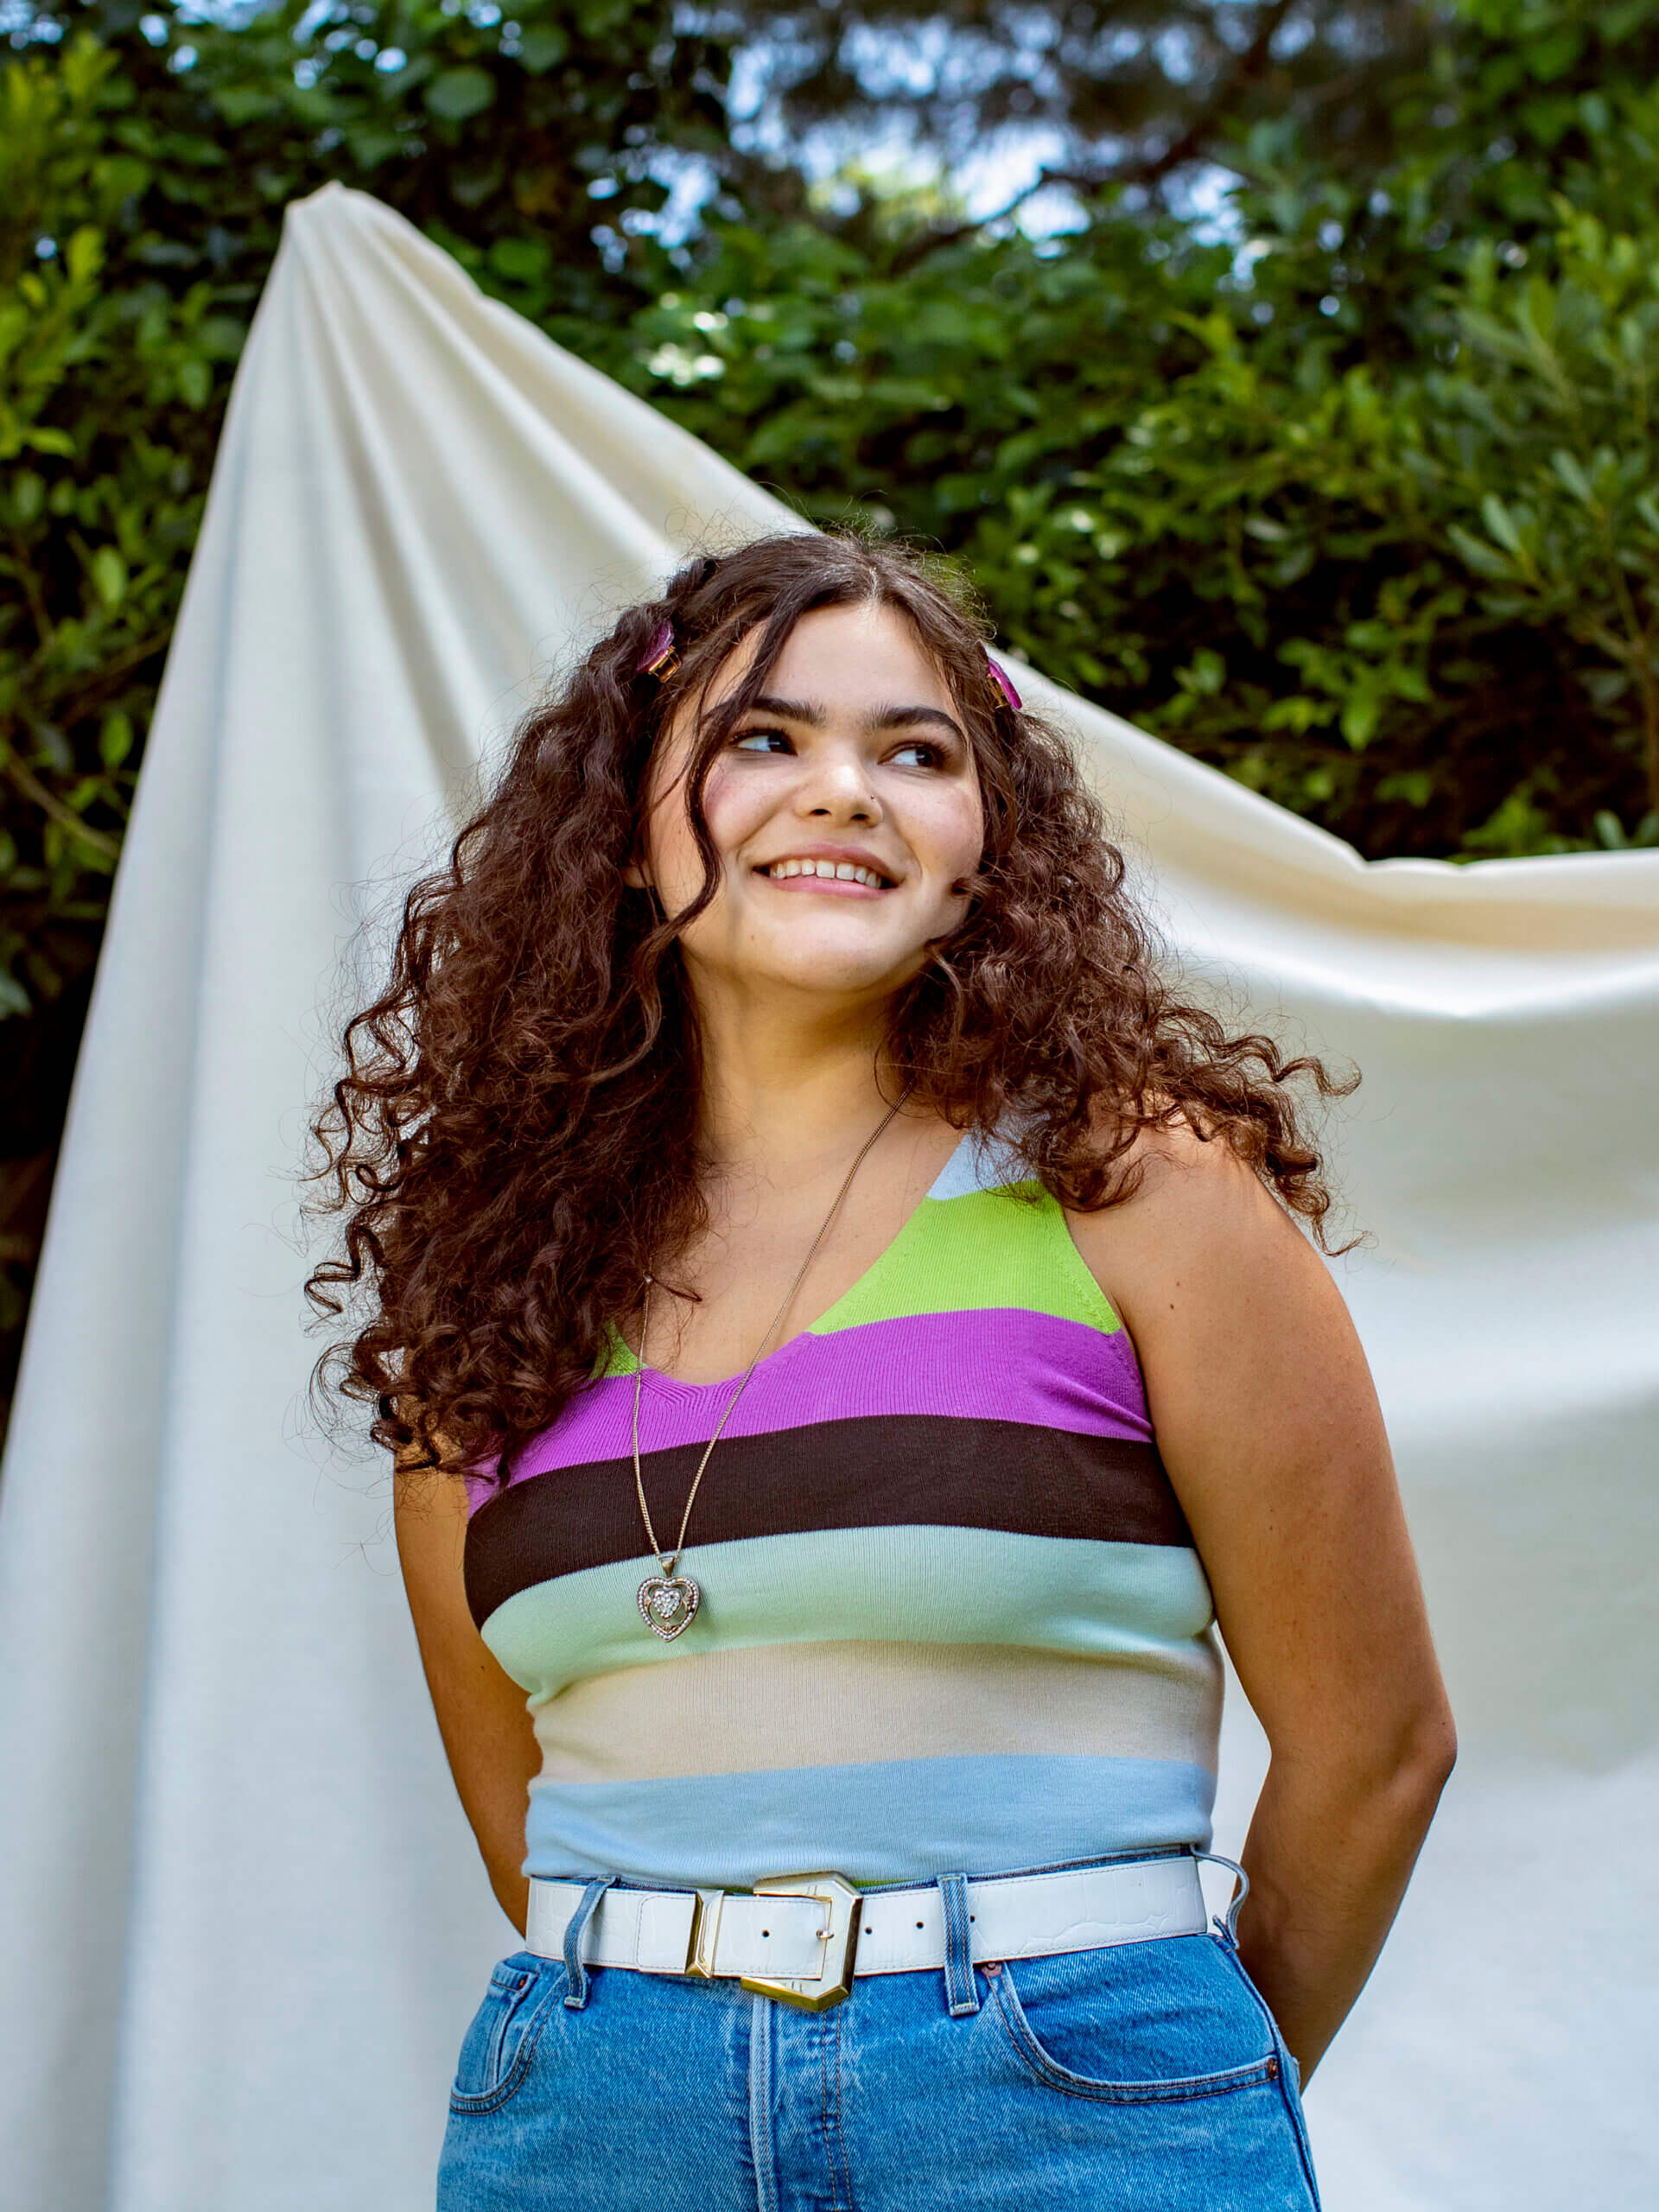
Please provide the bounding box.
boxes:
[687,1872,862,2011]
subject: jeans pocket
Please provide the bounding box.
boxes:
[448,1954,563,2116]
[988,1934,1283,2106]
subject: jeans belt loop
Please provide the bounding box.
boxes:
[1192,1849,1251,1949]
[936,1871,981,2018]
[562,1873,618,2010]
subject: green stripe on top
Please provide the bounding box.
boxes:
[593,1169,1122,1383]
[811,1179,1121,1337]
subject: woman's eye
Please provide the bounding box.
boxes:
[732,728,792,753]
[891,740,944,769]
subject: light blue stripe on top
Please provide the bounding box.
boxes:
[523,1751,1216,1887]
[480,1523,1218,1700]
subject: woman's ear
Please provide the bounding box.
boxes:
[622,858,652,890]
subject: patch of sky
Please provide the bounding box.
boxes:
[726,28,1095,243]
[1167,162,1245,247]
[171,0,270,20]
[617,147,728,249]
[1152,22,1200,85]
[2,0,60,41]
[715,7,1268,250]
[1269,6,1317,61]
[669,19,1100,248]
[837,17,959,101]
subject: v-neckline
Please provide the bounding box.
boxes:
[607,1122,976,1400]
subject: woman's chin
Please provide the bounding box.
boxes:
[698,938,928,1003]
[777,951,918,998]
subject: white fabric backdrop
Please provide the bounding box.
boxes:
[1,181,1655,2212]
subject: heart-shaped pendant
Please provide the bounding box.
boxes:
[638,1573,701,1640]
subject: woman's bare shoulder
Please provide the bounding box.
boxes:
[1060,1098,1305,1313]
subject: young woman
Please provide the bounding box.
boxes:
[308,531,1455,2210]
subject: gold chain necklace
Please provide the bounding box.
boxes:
[630,1099,904,1639]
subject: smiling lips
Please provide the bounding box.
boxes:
[756,855,896,894]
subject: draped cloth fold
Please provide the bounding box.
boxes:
[1,181,1654,2211]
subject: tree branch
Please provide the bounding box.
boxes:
[885,170,1065,275]
[1116,0,1298,192]
[881,0,1297,273]
[2,753,120,859]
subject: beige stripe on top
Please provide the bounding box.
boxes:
[528,1635,1223,1786]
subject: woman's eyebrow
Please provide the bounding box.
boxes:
[746,693,826,724]
[746,693,965,740]
[867,704,965,739]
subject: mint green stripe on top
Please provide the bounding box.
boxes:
[480,1523,1218,1701]
[810,1180,1123,1337]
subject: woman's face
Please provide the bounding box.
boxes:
[627,601,985,1012]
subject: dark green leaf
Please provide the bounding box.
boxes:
[424,67,496,124]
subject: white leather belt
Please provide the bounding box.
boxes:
[527,1853,1212,2012]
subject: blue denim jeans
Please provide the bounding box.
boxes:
[436,1852,1321,2210]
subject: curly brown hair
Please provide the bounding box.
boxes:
[305,530,1354,1489]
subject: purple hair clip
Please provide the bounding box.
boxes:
[636,619,679,681]
[985,652,1023,715]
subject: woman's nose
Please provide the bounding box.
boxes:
[800,753,880,819]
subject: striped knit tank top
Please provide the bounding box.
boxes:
[462,1122,1224,1890]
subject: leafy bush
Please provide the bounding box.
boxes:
[2,37,213,1032]
[2,0,725,1028]
[0,0,732,1421]
[604,140,1659,863]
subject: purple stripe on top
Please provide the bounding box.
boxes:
[467,1306,1152,1510]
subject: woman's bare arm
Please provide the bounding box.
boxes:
[1066,1125,1458,2085]
[394,1461,541,1936]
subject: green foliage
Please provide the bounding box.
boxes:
[0,0,739,1428]
[1,35,211,1031]
[611,162,1659,861]
[1,0,729,1031]
[473,2,1609,855]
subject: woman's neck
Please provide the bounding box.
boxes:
[690,995,909,1187]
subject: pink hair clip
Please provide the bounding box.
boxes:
[985,652,1022,714]
[637,619,679,681]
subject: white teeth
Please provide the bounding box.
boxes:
[766,858,888,887]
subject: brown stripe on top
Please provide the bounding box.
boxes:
[464,1413,1192,1631]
